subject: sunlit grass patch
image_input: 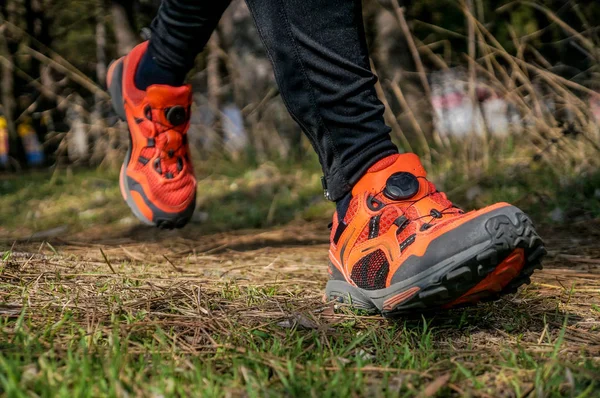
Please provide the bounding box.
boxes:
[1,239,599,396]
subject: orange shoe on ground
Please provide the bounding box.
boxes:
[326,153,546,316]
[107,42,196,229]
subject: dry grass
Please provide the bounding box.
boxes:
[1,221,599,396]
[1,2,600,396]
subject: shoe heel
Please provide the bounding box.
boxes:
[325,280,378,313]
[107,59,127,120]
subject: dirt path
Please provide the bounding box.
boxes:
[1,221,600,395]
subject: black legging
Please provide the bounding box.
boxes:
[148,0,398,201]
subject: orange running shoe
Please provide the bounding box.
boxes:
[107,42,196,229]
[326,153,546,316]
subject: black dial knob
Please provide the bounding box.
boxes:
[383,172,420,201]
[165,106,187,126]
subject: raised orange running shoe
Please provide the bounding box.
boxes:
[107,42,196,229]
[326,153,546,316]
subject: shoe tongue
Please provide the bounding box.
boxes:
[352,153,428,198]
[145,85,192,109]
[145,85,192,128]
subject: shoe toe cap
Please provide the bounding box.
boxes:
[124,173,197,228]
[390,203,530,284]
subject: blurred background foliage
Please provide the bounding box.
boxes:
[0,0,599,235]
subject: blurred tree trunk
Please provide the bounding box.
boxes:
[25,0,58,163]
[111,0,138,56]
[0,28,16,139]
[207,32,223,144]
[0,1,17,139]
[90,0,107,165]
[67,94,88,163]
[96,6,107,88]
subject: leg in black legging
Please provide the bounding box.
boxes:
[243,0,398,201]
[136,0,232,89]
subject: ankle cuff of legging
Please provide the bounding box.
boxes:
[323,147,400,202]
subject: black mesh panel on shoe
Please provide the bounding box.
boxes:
[350,249,389,290]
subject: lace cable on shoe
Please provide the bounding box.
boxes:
[142,105,191,179]
[370,178,463,231]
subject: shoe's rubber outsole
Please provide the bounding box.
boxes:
[109,59,195,230]
[325,212,546,317]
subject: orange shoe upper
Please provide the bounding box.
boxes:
[329,153,511,290]
[119,42,196,213]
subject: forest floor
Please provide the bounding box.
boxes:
[1,165,600,396]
